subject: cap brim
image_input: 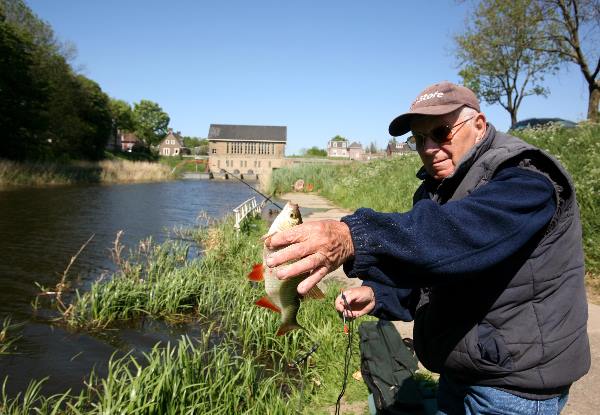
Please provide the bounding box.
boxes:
[388,103,464,136]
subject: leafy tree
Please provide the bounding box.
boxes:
[109,98,135,132]
[183,137,208,154]
[133,100,170,146]
[455,0,559,126]
[0,9,48,160]
[368,141,378,153]
[305,146,327,157]
[535,0,600,122]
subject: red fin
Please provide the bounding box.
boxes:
[247,263,264,282]
[255,296,281,313]
[304,285,326,300]
[276,323,303,336]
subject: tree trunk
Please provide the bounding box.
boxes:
[510,110,518,128]
[588,84,600,123]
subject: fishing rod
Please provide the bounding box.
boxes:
[220,168,283,210]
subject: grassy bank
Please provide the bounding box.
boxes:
[0,159,173,188]
[2,217,370,414]
[268,123,600,282]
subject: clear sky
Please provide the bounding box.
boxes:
[27,0,590,155]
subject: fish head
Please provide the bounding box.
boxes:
[268,202,303,234]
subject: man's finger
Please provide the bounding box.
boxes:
[266,240,316,268]
[297,266,329,295]
[274,252,323,279]
[266,225,308,249]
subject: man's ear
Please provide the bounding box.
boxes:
[475,113,487,142]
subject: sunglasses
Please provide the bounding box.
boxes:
[409,116,475,148]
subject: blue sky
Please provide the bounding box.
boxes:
[28,0,590,155]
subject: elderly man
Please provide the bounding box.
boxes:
[265,81,590,414]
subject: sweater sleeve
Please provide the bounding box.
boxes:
[341,166,556,289]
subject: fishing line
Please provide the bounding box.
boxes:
[220,168,283,209]
[335,291,355,415]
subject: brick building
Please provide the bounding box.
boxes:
[207,124,287,177]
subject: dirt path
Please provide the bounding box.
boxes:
[280,192,599,415]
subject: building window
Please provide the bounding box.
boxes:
[212,148,216,154]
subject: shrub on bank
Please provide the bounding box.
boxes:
[269,123,600,279]
[0,158,172,188]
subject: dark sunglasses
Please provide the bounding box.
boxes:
[409,116,475,148]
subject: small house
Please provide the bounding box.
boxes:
[158,129,186,156]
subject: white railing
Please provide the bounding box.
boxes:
[233,197,264,231]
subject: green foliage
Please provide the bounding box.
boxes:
[133,100,170,146]
[513,123,600,274]
[455,0,559,126]
[0,0,114,161]
[269,156,423,213]
[330,135,347,142]
[1,218,370,413]
[0,10,49,160]
[109,98,135,132]
[304,146,327,157]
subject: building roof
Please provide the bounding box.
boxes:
[208,124,287,142]
[348,142,362,149]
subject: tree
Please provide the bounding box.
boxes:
[0,9,48,160]
[330,135,346,141]
[133,100,170,146]
[305,146,327,157]
[455,0,559,126]
[109,98,135,132]
[368,141,378,153]
[536,0,600,122]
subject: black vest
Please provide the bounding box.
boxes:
[412,125,590,398]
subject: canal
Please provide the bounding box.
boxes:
[0,179,264,395]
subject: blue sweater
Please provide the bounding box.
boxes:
[341,166,556,321]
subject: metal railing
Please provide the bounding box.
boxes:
[233,197,266,231]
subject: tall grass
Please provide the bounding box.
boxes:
[0,159,172,188]
[268,123,600,279]
[1,217,369,413]
[269,155,423,213]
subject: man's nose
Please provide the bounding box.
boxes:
[421,137,441,153]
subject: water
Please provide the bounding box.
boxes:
[0,179,263,395]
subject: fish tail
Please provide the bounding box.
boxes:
[276,322,304,336]
[247,263,264,282]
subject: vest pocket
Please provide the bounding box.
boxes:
[476,322,513,370]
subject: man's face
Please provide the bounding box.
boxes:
[410,111,484,180]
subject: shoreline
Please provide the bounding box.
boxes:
[0,158,173,189]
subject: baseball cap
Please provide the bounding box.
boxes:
[388,81,480,136]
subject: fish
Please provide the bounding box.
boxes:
[248,202,325,336]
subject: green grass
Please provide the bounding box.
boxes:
[1,217,370,414]
[268,123,600,280]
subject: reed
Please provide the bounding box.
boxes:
[2,217,369,413]
[0,159,172,188]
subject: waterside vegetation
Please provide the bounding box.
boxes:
[1,217,370,413]
[268,123,600,287]
[0,158,173,188]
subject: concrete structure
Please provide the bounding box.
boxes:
[207,124,287,177]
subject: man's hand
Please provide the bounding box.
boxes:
[335,286,376,318]
[264,220,354,295]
